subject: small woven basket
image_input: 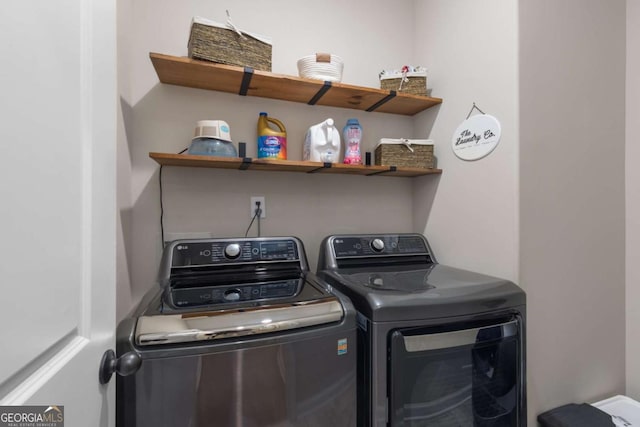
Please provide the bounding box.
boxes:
[188,16,272,71]
[379,68,427,96]
[375,139,434,169]
[380,76,427,96]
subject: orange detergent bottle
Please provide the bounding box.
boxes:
[257,112,287,159]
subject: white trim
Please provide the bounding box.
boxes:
[379,71,427,80]
[378,138,434,146]
[0,337,89,405]
[79,0,93,339]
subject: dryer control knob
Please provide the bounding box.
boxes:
[224,243,241,259]
[371,238,385,252]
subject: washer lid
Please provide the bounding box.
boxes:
[322,264,525,322]
[338,268,435,292]
[135,290,344,346]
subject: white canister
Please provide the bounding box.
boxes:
[193,120,232,142]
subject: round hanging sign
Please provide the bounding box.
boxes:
[451,114,501,161]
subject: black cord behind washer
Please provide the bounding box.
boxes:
[159,147,188,248]
[245,202,262,237]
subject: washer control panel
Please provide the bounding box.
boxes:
[171,238,299,267]
[172,278,301,307]
[332,235,430,258]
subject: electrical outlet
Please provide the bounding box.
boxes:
[250,196,266,219]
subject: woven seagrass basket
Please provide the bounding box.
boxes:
[375,139,434,169]
[380,65,427,96]
[188,17,272,71]
[380,76,427,96]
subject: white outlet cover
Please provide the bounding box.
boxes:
[250,196,266,219]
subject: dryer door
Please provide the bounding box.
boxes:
[388,316,525,427]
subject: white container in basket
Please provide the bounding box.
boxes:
[297,53,344,82]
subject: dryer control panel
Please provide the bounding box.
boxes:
[332,234,431,258]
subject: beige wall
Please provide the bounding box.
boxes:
[520,0,626,422]
[117,1,631,423]
[412,0,519,282]
[627,0,640,400]
[118,0,421,310]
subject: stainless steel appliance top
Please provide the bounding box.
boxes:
[134,236,345,346]
[317,233,526,322]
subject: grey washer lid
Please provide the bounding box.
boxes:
[319,264,525,322]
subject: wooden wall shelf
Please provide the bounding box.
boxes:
[150,53,443,116]
[150,153,442,178]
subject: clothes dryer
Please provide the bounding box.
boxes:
[317,233,526,427]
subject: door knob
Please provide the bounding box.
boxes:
[99,349,141,384]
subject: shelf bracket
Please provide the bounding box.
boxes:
[239,67,254,96]
[307,162,333,173]
[366,166,396,176]
[366,91,397,112]
[239,157,252,170]
[307,81,332,105]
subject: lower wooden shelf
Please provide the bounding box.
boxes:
[149,152,442,177]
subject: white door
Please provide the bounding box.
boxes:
[0,1,116,426]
